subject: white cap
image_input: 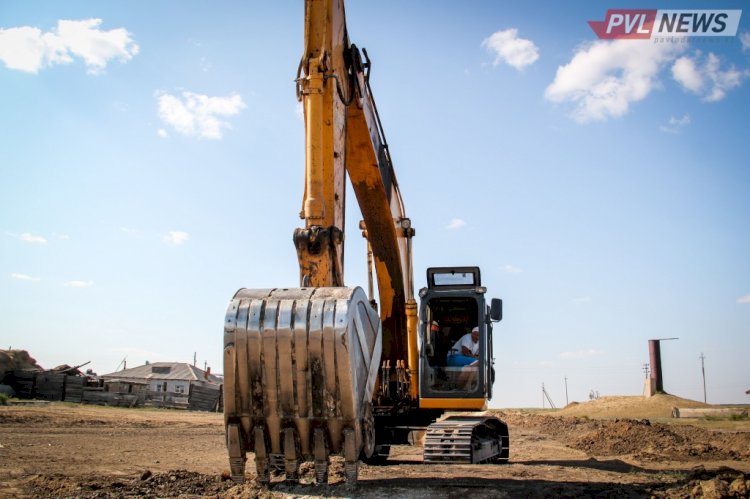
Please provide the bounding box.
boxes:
[471,326,479,333]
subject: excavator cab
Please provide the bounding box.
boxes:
[419,267,502,406]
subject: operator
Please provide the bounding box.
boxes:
[446,326,480,367]
[430,320,440,336]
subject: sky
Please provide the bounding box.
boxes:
[1,1,748,408]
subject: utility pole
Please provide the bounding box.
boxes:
[700,353,707,403]
[542,383,556,409]
[564,376,569,406]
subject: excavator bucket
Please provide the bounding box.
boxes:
[223,286,381,484]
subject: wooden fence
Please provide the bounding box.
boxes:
[3,370,222,411]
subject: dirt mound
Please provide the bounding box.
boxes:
[572,418,750,461]
[651,466,750,498]
[495,411,750,462]
[557,394,709,419]
[0,349,43,378]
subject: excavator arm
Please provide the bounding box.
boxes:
[223,0,418,485]
[295,0,418,395]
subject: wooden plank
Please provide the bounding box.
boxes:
[188,383,221,411]
[81,389,139,407]
[35,373,66,401]
[64,376,85,403]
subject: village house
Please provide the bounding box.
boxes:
[100,362,222,411]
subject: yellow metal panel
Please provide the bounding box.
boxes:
[298,0,347,288]
[405,298,418,399]
[419,397,488,411]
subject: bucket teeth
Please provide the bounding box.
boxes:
[314,462,328,484]
[284,428,299,481]
[313,428,329,484]
[254,426,270,484]
[343,427,359,484]
[344,461,358,484]
[229,457,246,484]
[224,288,382,485]
[226,424,246,483]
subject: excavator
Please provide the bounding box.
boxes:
[223,0,509,484]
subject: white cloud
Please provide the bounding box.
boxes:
[571,296,592,305]
[482,28,539,70]
[446,218,466,230]
[501,264,522,273]
[65,280,93,288]
[18,232,48,244]
[671,57,703,93]
[0,19,138,74]
[559,348,604,359]
[659,113,691,134]
[163,231,190,245]
[741,32,750,52]
[545,40,684,122]
[11,273,40,282]
[156,91,246,140]
[672,52,745,102]
[738,294,750,304]
[157,128,168,138]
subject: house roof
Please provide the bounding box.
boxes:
[103,378,150,385]
[100,362,222,385]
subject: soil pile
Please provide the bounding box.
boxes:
[557,394,710,419]
[651,466,750,498]
[0,349,43,378]
[495,410,750,462]
[572,418,750,462]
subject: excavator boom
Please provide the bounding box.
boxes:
[294,0,416,380]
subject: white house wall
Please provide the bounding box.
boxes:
[149,379,189,394]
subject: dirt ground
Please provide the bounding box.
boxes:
[0,394,748,498]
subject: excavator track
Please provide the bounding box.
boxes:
[423,415,509,464]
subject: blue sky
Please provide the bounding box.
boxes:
[1,1,748,407]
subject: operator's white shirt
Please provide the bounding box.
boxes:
[454,333,479,356]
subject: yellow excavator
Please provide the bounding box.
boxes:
[223,0,508,484]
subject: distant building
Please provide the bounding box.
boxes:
[100,362,222,411]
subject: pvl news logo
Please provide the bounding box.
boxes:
[588,10,742,39]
